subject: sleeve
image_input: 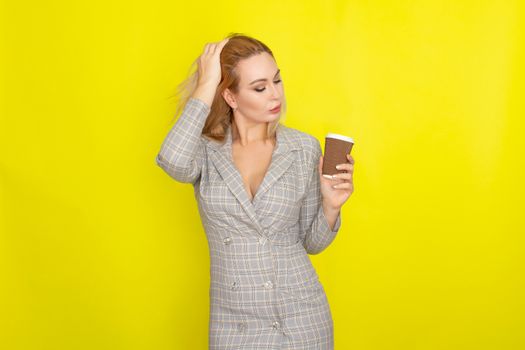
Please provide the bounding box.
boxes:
[298,138,342,255]
[155,97,211,185]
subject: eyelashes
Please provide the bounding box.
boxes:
[255,80,282,92]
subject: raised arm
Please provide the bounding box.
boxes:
[155,38,229,185]
[299,138,342,255]
[155,96,211,184]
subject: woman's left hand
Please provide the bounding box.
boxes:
[319,153,355,210]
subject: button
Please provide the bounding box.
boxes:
[237,322,246,332]
[230,281,238,290]
[223,237,232,245]
[263,281,274,289]
[272,321,280,329]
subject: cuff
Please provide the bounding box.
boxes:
[188,97,211,113]
[318,206,342,235]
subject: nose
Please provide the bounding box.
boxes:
[269,83,281,99]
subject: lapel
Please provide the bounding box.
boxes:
[205,123,301,236]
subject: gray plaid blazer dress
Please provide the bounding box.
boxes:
[156,97,342,349]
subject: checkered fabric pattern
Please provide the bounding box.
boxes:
[156,97,342,349]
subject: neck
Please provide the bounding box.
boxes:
[231,121,271,146]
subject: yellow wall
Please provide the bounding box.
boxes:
[1,0,524,349]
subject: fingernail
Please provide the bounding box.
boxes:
[322,174,333,180]
[335,165,342,169]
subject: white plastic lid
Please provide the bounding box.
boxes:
[325,133,354,143]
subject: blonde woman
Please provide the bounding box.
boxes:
[156,33,354,349]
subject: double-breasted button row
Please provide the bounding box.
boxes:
[225,236,269,245]
[230,280,276,290]
[222,236,274,245]
[263,280,274,289]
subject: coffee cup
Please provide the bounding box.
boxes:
[322,133,354,175]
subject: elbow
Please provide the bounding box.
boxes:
[306,246,325,255]
[302,229,339,255]
[155,153,199,184]
[301,235,329,255]
[304,240,334,255]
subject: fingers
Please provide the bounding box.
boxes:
[329,172,352,181]
[322,153,354,182]
[213,38,229,55]
[203,43,216,55]
[332,154,355,172]
[204,39,230,56]
[334,163,354,172]
[320,156,345,185]
[332,182,352,189]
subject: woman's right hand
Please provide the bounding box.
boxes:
[196,38,230,88]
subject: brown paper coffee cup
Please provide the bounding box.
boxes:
[322,133,354,175]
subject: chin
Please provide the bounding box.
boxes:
[267,116,280,124]
[269,111,281,119]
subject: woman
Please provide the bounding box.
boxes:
[156,33,355,349]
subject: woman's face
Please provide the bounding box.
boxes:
[224,52,284,124]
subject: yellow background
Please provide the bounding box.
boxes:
[1,0,524,349]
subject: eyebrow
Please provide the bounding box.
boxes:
[249,69,281,85]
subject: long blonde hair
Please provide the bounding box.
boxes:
[169,32,287,143]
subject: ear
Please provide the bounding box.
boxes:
[221,88,236,109]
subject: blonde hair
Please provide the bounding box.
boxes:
[169,32,287,142]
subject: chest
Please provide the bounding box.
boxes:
[231,142,274,201]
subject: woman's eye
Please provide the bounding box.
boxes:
[255,80,282,92]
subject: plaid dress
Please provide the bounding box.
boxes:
[156,97,342,349]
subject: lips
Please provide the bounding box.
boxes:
[270,104,281,112]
